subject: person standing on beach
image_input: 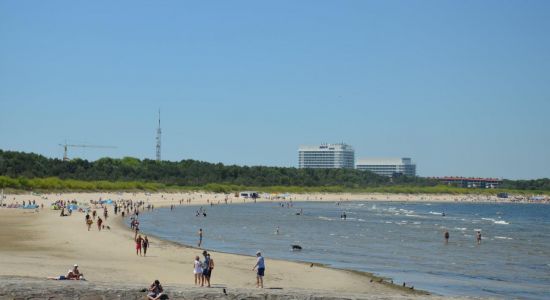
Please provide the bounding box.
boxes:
[207,253,214,285]
[97,217,103,231]
[252,251,265,288]
[86,217,93,231]
[198,228,203,248]
[193,256,203,286]
[444,230,450,244]
[202,250,211,287]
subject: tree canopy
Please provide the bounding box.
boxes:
[0,149,430,187]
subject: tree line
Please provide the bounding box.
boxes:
[1,150,547,191]
[0,150,433,188]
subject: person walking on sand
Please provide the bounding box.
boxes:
[136,234,143,256]
[142,236,149,256]
[86,216,93,231]
[193,256,203,286]
[198,228,203,248]
[444,230,450,244]
[97,217,103,231]
[252,251,265,288]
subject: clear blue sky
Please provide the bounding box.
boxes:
[1,1,549,179]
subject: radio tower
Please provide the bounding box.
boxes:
[156,109,161,162]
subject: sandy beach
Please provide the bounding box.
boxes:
[0,191,533,299]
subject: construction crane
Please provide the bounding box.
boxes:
[59,143,117,161]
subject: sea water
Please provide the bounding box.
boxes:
[134,201,550,299]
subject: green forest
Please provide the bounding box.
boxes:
[0,150,549,193]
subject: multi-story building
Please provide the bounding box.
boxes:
[298,143,355,169]
[430,177,502,188]
[356,157,416,177]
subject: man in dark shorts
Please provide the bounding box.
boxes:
[252,251,265,288]
[202,250,211,287]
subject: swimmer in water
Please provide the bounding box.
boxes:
[275,226,279,235]
[444,230,449,244]
[198,228,203,247]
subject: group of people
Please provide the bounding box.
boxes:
[84,211,106,231]
[135,234,150,256]
[191,250,265,289]
[443,230,482,244]
[195,206,207,217]
[193,250,215,287]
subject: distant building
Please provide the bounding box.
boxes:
[356,157,416,177]
[431,177,502,189]
[298,143,355,169]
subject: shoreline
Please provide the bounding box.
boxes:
[0,191,440,299]
[115,197,435,295]
[118,209,429,297]
[0,191,537,299]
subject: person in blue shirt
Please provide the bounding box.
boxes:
[202,250,211,287]
[252,251,265,288]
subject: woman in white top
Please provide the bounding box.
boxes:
[193,256,203,286]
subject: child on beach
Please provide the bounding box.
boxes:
[193,256,203,286]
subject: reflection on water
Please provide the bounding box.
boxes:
[135,201,550,299]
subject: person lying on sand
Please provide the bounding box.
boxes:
[47,269,76,280]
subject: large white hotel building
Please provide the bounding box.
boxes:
[356,157,416,177]
[298,143,355,169]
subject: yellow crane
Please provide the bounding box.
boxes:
[59,143,117,161]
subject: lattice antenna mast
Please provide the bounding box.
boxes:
[156,109,161,162]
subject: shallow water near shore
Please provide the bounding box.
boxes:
[134,200,550,299]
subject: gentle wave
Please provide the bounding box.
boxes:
[494,236,513,240]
